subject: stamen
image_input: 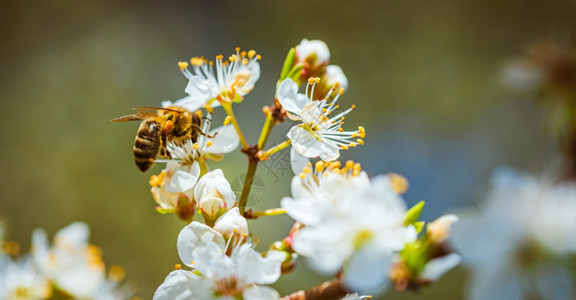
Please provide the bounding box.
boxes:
[193,143,200,150]
[256,54,262,60]
[235,47,241,52]
[178,61,189,70]
[357,139,364,145]
[224,116,232,125]
[338,128,344,132]
[248,50,256,58]
[340,145,349,150]
[174,264,182,270]
[349,142,357,147]
[206,141,213,148]
[299,173,306,179]
[315,161,325,173]
[109,265,126,282]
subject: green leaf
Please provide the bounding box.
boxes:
[404,200,425,226]
[279,47,296,81]
[286,65,304,85]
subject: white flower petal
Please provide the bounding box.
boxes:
[324,65,348,91]
[207,125,239,154]
[214,207,248,237]
[177,222,225,267]
[165,162,201,193]
[277,79,309,118]
[293,226,350,274]
[290,147,310,174]
[469,262,523,300]
[288,127,323,158]
[185,76,217,102]
[153,270,198,300]
[54,222,90,247]
[235,246,284,285]
[420,253,461,281]
[243,285,280,300]
[343,244,391,294]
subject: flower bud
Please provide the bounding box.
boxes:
[296,39,330,69]
[324,65,348,91]
[194,169,236,223]
[214,207,248,238]
[427,214,458,243]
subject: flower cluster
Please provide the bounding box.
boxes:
[0,222,133,300]
[112,39,458,299]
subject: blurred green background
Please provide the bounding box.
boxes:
[1,0,575,298]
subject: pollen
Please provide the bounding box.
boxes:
[206,141,214,148]
[109,265,126,282]
[174,264,182,270]
[315,161,325,173]
[149,170,166,187]
[193,143,200,150]
[178,61,189,70]
[388,173,409,194]
[224,116,232,125]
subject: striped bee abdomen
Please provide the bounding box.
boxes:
[133,121,162,172]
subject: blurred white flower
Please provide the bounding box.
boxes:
[283,163,416,294]
[0,255,50,300]
[450,168,576,300]
[194,169,236,222]
[165,48,261,111]
[32,222,105,298]
[296,39,330,71]
[154,220,284,300]
[419,253,461,282]
[277,78,365,167]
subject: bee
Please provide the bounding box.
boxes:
[111,106,203,172]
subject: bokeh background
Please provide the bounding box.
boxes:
[1,0,575,298]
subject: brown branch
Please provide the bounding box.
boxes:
[280,279,349,300]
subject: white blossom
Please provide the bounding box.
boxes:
[155,220,284,300]
[0,255,50,300]
[450,168,576,300]
[278,78,365,168]
[296,39,330,71]
[164,48,260,112]
[283,162,416,294]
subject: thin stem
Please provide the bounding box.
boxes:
[260,140,292,160]
[220,99,249,150]
[251,208,287,218]
[238,159,258,215]
[257,112,276,150]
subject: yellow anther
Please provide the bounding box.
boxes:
[358,126,365,133]
[149,170,166,187]
[338,128,344,132]
[203,104,214,114]
[248,50,256,58]
[339,122,345,126]
[341,116,345,120]
[174,264,182,270]
[233,228,238,233]
[299,173,306,179]
[222,60,229,66]
[308,77,316,84]
[357,139,364,145]
[191,57,203,66]
[332,168,341,174]
[224,115,232,125]
[315,161,325,173]
[345,160,355,169]
[339,88,345,95]
[303,167,311,174]
[256,54,262,60]
[178,61,189,70]
[331,161,341,169]
[388,173,409,194]
[242,58,249,65]
[323,171,330,177]
[229,55,237,62]
[240,51,247,57]
[192,143,200,150]
[332,82,340,89]
[242,233,248,238]
[235,47,241,52]
[109,265,126,282]
[351,104,356,109]
[190,260,195,265]
[206,141,214,148]
[340,145,349,150]
[354,163,362,172]
[349,142,357,147]
[209,60,214,66]
[322,108,327,113]
[334,105,340,109]
[216,54,224,60]
[352,132,358,137]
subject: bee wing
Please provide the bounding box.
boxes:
[110,114,143,122]
[132,107,181,113]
